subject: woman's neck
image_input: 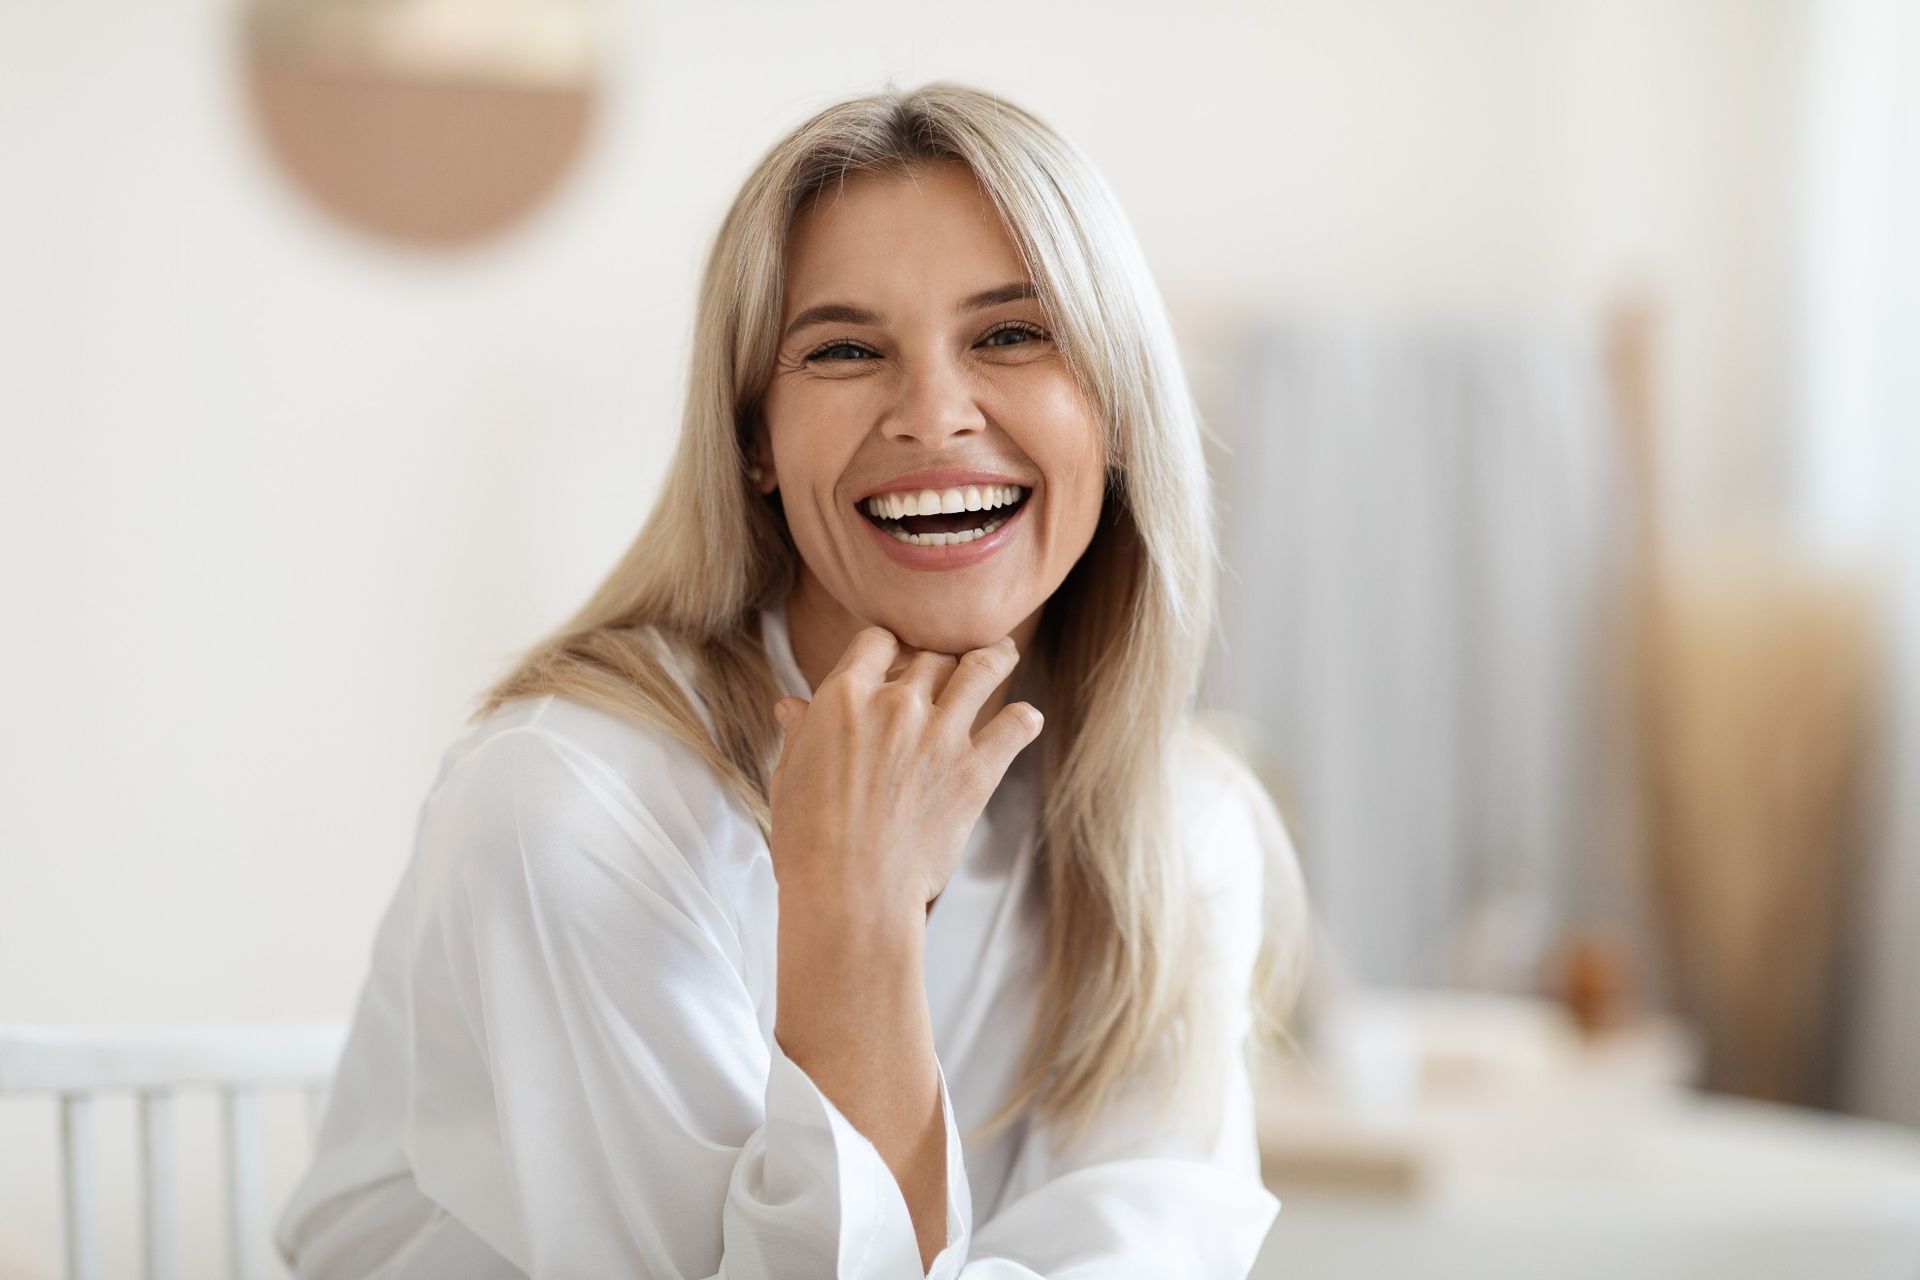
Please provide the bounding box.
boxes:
[784,570,1042,737]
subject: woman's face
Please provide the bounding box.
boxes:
[755,161,1106,656]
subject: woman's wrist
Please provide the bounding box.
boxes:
[775,875,924,977]
[772,851,929,939]
[773,878,935,1120]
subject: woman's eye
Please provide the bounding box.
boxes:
[981,323,1046,348]
[804,324,1047,363]
[808,341,877,362]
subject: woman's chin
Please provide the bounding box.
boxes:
[876,611,1020,658]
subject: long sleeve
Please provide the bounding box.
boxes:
[402,721,967,1278]
[924,749,1289,1280]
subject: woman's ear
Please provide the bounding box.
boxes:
[746,419,779,495]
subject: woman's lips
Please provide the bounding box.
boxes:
[858,492,1031,571]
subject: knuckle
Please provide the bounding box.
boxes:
[875,682,918,714]
[906,652,952,679]
[877,697,922,749]
[843,629,894,668]
[958,648,1002,677]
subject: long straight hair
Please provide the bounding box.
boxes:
[477,81,1308,1150]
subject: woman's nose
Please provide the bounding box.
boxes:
[882,352,986,449]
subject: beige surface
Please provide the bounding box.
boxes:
[1253,995,1920,1280]
[1254,1094,1920,1280]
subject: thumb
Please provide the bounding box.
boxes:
[772,696,809,737]
[770,698,809,797]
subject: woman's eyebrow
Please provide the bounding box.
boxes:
[959,281,1038,311]
[781,281,1038,341]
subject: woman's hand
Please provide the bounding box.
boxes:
[767,626,1044,927]
[767,626,1039,1270]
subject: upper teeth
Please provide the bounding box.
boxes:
[865,484,1027,521]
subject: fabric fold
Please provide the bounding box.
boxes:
[278,654,1295,1279]
[730,1036,971,1277]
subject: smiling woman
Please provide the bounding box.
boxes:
[273,82,1310,1280]
[753,161,1107,661]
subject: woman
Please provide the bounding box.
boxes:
[276,81,1309,1279]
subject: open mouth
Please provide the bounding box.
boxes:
[857,484,1031,547]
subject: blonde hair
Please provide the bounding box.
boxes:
[477,80,1308,1150]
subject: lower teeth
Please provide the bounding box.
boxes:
[885,513,1010,547]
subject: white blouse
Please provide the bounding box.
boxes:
[275,602,1289,1278]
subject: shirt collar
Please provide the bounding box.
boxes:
[759,597,813,700]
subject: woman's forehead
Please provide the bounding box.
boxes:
[782,164,1029,317]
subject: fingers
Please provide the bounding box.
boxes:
[771,695,809,768]
[934,637,1020,724]
[896,649,959,701]
[827,626,900,687]
[773,696,809,735]
[967,700,1045,792]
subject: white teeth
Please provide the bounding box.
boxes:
[883,513,1011,547]
[864,484,1029,525]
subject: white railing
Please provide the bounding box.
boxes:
[0,1024,346,1280]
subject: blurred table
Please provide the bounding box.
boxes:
[1255,1092,1920,1279]
[1251,991,1920,1279]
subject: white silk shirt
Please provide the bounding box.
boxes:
[274,601,1288,1278]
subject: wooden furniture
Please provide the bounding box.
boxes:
[0,1024,344,1280]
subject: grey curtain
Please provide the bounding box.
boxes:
[1200,316,1635,991]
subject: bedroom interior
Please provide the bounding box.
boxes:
[1,2,1915,1276]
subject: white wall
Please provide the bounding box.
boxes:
[0,0,1800,1272]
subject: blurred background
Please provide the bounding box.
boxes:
[2,1,1916,1277]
